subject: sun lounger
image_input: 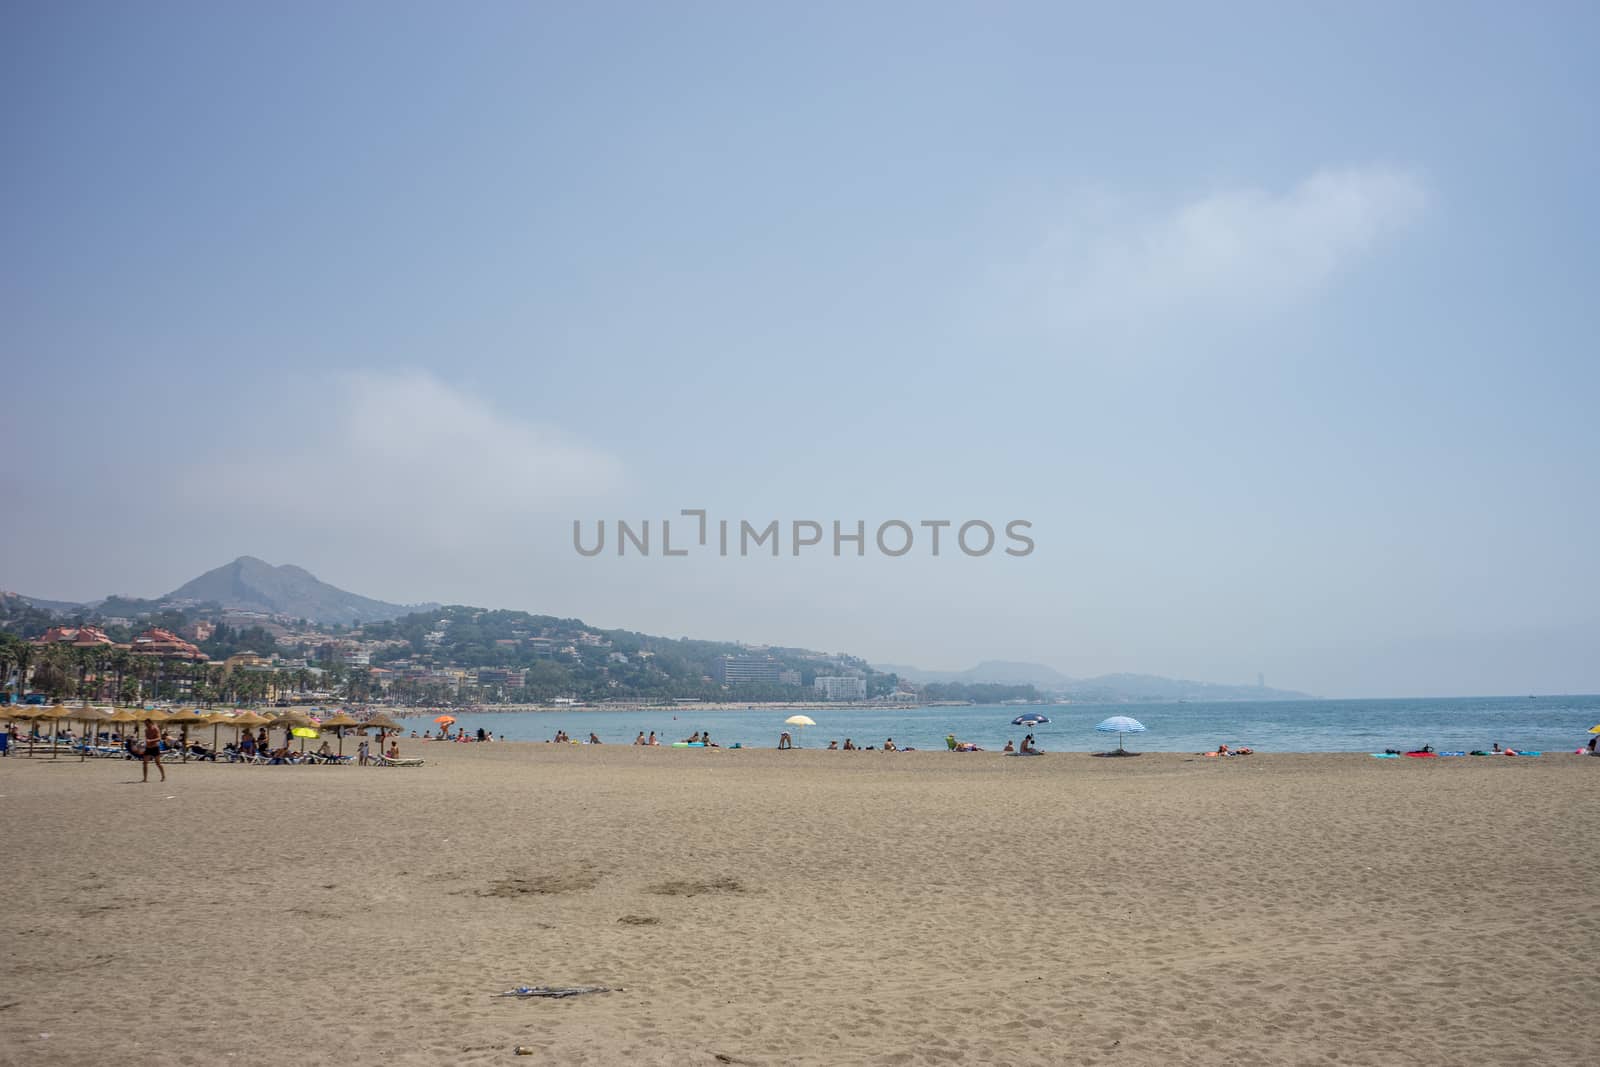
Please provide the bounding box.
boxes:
[373,755,425,767]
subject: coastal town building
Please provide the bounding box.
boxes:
[128,627,207,661]
[814,675,867,701]
[31,625,116,648]
[716,655,782,686]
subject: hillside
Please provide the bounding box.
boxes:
[162,556,431,625]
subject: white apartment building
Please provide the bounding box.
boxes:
[814,676,867,701]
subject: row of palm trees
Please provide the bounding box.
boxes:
[0,633,327,707]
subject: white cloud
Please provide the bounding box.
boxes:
[1030,166,1429,333]
[198,370,622,552]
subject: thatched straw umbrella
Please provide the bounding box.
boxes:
[270,709,314,754]
[6,704,42,757]
[75,706,114,761]
[199,711,233,756]
[361,712,403,757]
[35,704,73,760]
[105,707,142,753]
[230,711,271,756]
[164,708,208,762]
[318,712,360,757]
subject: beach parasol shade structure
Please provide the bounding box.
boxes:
[1589,725,1600,734]
[35,704,74,759]
[1095,715,1147,753]
[5,704,41,756]
[433,715,456,727]
[200,712,233,754]
[361,712,404,751]
[271,709,313,746]
[783,714,816,747]
[74,706,115,761]
[164,708,208,762]
[1011,714,1051,726]
[318,712,360,756]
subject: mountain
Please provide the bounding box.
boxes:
[877,661,1312,701]
[878,660,1077,688]
[161,556,434,625]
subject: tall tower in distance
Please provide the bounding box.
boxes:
[1257,672,1265,689]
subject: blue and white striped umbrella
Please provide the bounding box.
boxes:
[1094,716,1147,752]
[1012,714,1050,726]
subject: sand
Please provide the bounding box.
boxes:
[1,745,1595,1066]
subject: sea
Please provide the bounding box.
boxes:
[395,694,1600,754]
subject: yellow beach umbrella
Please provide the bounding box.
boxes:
[1588,724,1600,734]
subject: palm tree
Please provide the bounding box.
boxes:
[10,639,34,702]
[34,644,73,700]
[108,649,133,707]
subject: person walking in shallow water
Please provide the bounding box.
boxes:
[141,718,165,783]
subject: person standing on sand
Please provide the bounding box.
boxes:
[778,732,792,749]
[141,718,165,783]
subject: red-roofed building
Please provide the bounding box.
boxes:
[32,625,116,648]
[128,627,208,662]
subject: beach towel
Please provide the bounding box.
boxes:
[1370,753,1401,758]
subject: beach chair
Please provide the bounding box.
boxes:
[373,754,425,767]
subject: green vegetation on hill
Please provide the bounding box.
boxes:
[363,605,897,703]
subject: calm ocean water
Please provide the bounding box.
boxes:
[398,695,1600,754]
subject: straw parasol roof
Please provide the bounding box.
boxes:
[362,713,402,731]
[271,709,314,726]
[3,704,42,720]
[319,712,361,729]
[33,704,74,721]
[141,708,171,723]
[231,711,272,727]
[164,708,208,726]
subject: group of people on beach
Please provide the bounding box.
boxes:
[416,727,503,743]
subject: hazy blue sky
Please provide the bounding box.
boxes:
[5,2,1597,697]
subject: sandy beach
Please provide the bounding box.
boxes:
[2,745,1595,1066]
